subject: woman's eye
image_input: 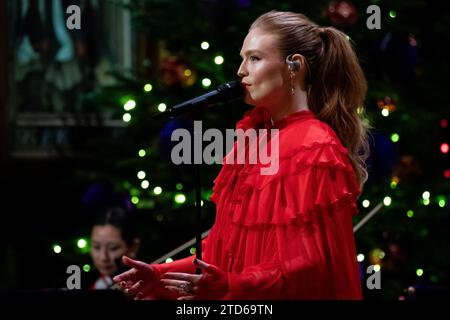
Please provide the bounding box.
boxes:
[249,56,260,61]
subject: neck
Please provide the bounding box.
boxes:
[270,87,310,122]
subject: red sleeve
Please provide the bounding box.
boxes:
[224,210,361,300]
[274,151,362,299]
[225,262,284,300]
[151,255,196,278]
[145,239,207,300]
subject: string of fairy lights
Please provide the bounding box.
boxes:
[354,95,448,289]
[120,41,221,123]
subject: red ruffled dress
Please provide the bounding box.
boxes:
[152,108,363,300]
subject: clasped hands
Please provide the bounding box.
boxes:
[113,256,229,300]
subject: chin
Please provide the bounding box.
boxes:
[245,90,272,107]
[243,94,256,106]
[244,99,256,106]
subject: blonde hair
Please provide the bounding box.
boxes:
[251,10,371,188]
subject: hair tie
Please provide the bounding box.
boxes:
[319,27,328,35]
[317,27,327,61]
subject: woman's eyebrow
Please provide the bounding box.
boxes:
[239,50,264,57]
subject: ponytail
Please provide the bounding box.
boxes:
[308,27,370,188]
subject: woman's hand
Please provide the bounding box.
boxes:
[160,259,229,300]
[112,256,158,300]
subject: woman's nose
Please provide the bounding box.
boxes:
[237,61,248,78]
[100,248,110,261]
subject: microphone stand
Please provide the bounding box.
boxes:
[192,108,203,275]
[155,107,204,275]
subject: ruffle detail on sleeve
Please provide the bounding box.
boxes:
[238,141,354,190]
[211,142,361,228]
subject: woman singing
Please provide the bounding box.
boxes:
[113,10,370,300]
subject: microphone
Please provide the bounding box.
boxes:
[156,80,243,118]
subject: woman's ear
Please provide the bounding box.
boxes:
[291,54,309,90]
[128,238,141,258]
